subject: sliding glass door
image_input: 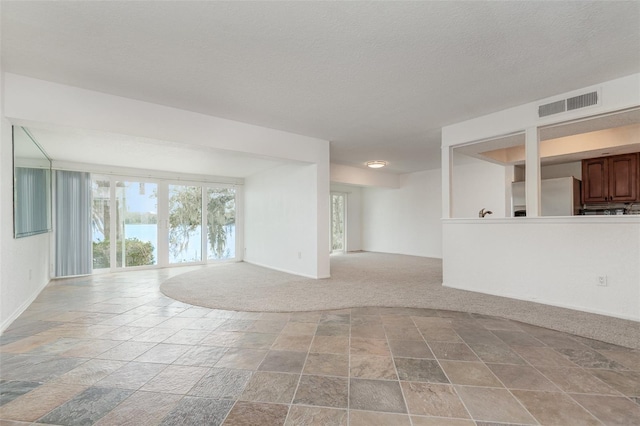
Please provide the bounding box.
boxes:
[92,177,111,270]
[116,181,158,268]
[206,187,236,260]
[168,184,202,264]
[90,176,239,271]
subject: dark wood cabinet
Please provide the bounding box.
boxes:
[582,158,608,202]
[582,153,639,203]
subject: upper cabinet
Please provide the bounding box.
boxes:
[609,154,639,201]
[582,153,639,203]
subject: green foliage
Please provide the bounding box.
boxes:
[207,189,235,259]
[331,194,345,251]
[93,238,155,268]
[122,238,155,266]
[168,186,202,258]
[91,184,236,266]
[93,240,109,269]
[167,186,235,260]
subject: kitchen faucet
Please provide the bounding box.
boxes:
[479,208,493,218]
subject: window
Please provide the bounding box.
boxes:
[169,184,203,263]
[89,176,240,271]
[206,187,236,260]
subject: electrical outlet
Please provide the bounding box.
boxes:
[597,275,608,287]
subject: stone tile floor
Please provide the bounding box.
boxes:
[1,269,639,425]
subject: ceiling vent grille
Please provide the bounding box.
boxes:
[538,90,599,118]
[538,100,566,117]
[567,91,598,111]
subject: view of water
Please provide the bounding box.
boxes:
[94,224,236,265]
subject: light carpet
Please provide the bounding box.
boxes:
[160,252,640,349]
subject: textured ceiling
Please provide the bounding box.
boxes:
[2,1,639,173]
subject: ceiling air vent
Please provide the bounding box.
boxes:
[566,91,598,111]
[539,100,566,117]
[538,90,599,118]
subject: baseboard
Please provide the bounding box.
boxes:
[443,282,640,322]
[361,249,443,259]
[242,260,325,279]
[1,278,51,333]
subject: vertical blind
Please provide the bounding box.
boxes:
[14,167,51,237]
[55,170,92,277]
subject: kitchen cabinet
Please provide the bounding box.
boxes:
[582,153,639,203]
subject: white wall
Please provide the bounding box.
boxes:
[443,218,640,321]
[330,183,362,252]
[442,74,640,147]
[245,163,329,278]
[330,163,400,188]
[441,73,640,321]
[4,74,328,165]
[540,162,582,180]
[1,116,51,331]
[452,153,508,218]
[362,169,442,258]
[3,73,331,283]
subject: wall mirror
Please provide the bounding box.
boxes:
[13,126,52,238]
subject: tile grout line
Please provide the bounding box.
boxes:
[475,327,544,425]
[509,329,630,424]
[282,315,319,425]
[4,277,639,426]
[387,313,413,425]
[413,313,475,424]
[456,319,542,425]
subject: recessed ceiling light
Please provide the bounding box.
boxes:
[366,160,387,169]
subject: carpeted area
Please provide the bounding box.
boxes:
[160,252,640,349]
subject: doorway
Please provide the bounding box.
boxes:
[331,192,347,253]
